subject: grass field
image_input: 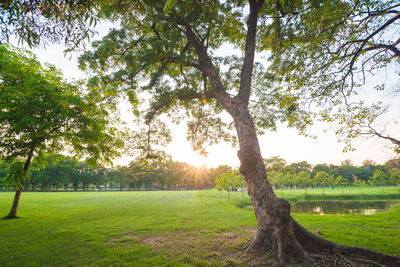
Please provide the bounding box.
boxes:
[0,186,399,266]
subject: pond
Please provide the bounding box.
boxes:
[290,200,399,215]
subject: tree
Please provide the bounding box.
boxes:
[288,161,312,174]
[75,0,400,265]
[268,171,286,195]
[208,165,233,185]
[388,170,400,188]
[337,164,359,184]
[313,171,331,195]
[0,160,9,191]
[311,164,331,178]
[63,157,82,191]
[263,156,287,172]
[282,173,295,195]
[295,171,312,195]
[0,45,123,218]
[266,0,400,154]
[369,169,389,193]
[334,175,348,194]
[354,178,368,193]
[215,170,244,203]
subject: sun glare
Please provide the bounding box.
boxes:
[166,140,239,168]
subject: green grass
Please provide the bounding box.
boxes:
[0,187,399,266]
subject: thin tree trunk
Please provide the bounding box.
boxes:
[4,148,34,219]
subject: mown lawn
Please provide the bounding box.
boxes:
[0,187,399,266]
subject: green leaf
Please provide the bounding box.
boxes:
[163,0,176,15]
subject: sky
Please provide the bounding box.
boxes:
[9,26,400,169]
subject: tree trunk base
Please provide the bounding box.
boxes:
[246,198,400,266]
[3,214,20,219]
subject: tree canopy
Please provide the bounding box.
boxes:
[0,0,101,50]
[266,0,400,152]
[0,44,124,218]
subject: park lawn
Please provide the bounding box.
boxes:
[0,187,399,266]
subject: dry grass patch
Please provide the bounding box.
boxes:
[108,227,278,266]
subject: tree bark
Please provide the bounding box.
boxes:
[4,148,34,219]
[175,1,400,264]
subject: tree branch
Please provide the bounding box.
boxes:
[146,91,215,121]
[236,0,265,105]
[115,36,145,65]
[173,13,234,113]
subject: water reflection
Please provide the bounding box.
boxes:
[291,201,399,215]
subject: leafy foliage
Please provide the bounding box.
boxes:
[0,0,101,50]
[0,44,124,194]
[0,44,123,165]
[215,170,245,192]
[265,0,400,151]
[77,0,302,154]
[3,161,27,190]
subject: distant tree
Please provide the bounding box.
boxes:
[283,173,296,195]
[269,171,289,195]
[361,160,376,179]
[263,157,287,172]
[90,166,106,190]
[311,164,331,178]
[313,171,334,195]
[295,171,312,195]
[334,175,348,195]
[0,160,9,191]
[172,161,191,189]
[215,170,244,203]
[113,166,129,191]
[288,161,312,174]
[369,169,389,193]
[386,158,400,174]
[63,158,81,191]
[0,45,123,218]
[354,179,368,194]
[126,159,157,190]
[388,170,400,187]
[29,155,70,191]
[337,164,359,184]
[208,165,233,186]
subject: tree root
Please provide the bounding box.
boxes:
[2,214,20,219]
[246,198,400,266]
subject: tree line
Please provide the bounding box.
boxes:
[3,155,398,194]
[264,157,400,194]
[0,157,233,192]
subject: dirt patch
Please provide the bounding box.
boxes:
[108,227,279,266]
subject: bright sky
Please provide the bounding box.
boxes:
[9,26,400,169]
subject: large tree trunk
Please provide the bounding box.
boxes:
[233,107,400,266]
[178,0,400,264]
[233,106,308,265]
